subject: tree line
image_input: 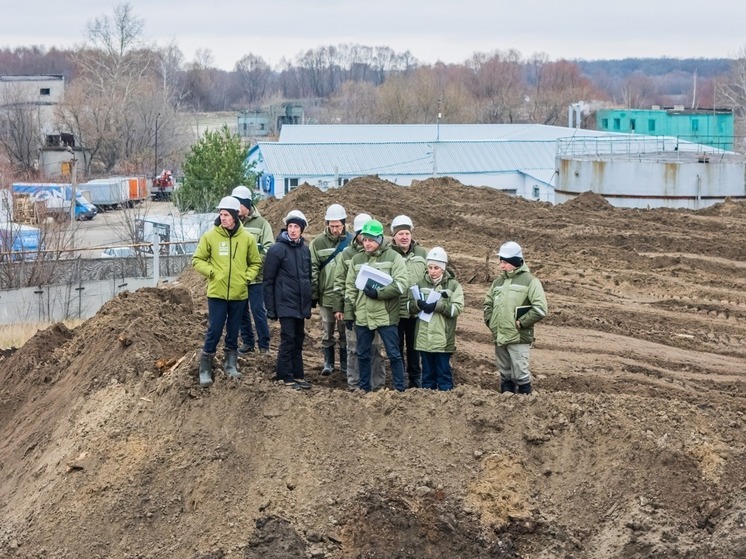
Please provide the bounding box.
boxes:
[1,2,745,179]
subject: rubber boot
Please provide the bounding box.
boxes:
[517,382,532,395]
[500,379,516,394]
[339,346,348,375]
[199,353,214,387]
[322,347,335,375]
[224,350,242,379]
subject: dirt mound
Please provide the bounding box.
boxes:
[1,176,745,559]
[560,190,614,211]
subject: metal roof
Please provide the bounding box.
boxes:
[278,123,613,143]
[257,140,560,177]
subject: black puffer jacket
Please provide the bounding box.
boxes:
[263,231,312,319]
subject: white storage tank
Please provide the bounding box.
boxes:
[555,137,746,209]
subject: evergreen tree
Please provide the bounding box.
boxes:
[175,125,254,212]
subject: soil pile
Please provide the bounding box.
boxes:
[1,176,745,559]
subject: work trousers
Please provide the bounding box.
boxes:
[495,343,532,386]
[240,283,271,350]
[346,325,385,391]
[357,324,405,392]
[398,317,421,388]
[421,351,454,391]
[203,297,246,354]
[319,305,346,349]
[276,317,306,383]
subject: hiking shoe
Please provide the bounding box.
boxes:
[281,380,302,390]
[238,344,255,355]
[293,379,312,389]
[258,348,270,355]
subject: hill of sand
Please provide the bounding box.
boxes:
[1,176,744,558]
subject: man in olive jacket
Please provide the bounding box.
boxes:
[231,185,274,355]
[311,204,352,376]
[193,196,262,387]
[390,215,428,389]
[483,241,547,394]
[344,220,408,392]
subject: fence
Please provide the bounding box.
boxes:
[0,244,193,324]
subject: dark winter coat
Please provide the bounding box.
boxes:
[263,230,312,319]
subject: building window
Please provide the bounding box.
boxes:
[284,178,299,195]
[613,118,621,131]
[648,119,656,132]
[601,118,609,129]
[691,119,699,132]
[39,88,50,96]
[630,119,636,131]
[532,185,540,199]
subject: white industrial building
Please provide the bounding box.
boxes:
[247,124,745,209]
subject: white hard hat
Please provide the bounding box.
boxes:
[325,203,347,221]
[217,196,241,212]
[391,215,413,233]
[231,185,253,199]
[497,241,523,259]
[283,209,308,229]
[353,213,373,232]
[426,246,448,264]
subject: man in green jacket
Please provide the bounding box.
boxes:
[390,214,428,389]
[332,213,386,391]
[192,196,262,388]
[311,203,353,375]
[483,241,547,395]
[344,220,408,392]
[231,185,274,355]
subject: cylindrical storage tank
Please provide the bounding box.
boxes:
[555,154,746,209]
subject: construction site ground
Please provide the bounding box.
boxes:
[1,176,744,558]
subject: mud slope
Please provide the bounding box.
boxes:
[1,176,744,559]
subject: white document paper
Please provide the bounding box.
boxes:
[355,264,393,290]
[410,285,421,300]
[418,290,441,322]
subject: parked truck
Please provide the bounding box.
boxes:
[81,178,129,210]
[0,222,43,260]
[10,183,97,221]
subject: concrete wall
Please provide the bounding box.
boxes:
[0,276,156,324]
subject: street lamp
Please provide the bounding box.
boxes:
[154,112,160,179]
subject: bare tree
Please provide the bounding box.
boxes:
[0,83,43,172]
[719,46,746,152]
[234,54,273,105]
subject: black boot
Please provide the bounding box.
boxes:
[322,347,335,375]
[517,382,532,395]
[339,346,348,374]
[500,379,516,394]
[224,350,242,379]
[199,353,214,387]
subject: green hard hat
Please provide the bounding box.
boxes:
[361,219,384,237]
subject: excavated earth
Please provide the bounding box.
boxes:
[1,176,745,559]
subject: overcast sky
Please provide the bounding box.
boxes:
[3,0,744,70]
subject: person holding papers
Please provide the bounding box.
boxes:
[332,213,387,391]
[344,219,408,392]
[483,241,548,395]
[408,247,464,391]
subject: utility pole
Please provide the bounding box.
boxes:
[154,112,160,180]
[69,151,78,223]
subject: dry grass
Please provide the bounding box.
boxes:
[0,320,84,349]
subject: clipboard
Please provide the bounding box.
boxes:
[515,305,532,320]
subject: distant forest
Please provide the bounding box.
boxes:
[0,45,737,116]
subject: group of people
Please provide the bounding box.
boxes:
[192,194,547,395]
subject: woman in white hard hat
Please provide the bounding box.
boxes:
[192,196,262,388]
[483,241,548,394]
[408,247,464,390]
[263,210,313,390]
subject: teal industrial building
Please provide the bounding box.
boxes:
[595,106,734,150]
